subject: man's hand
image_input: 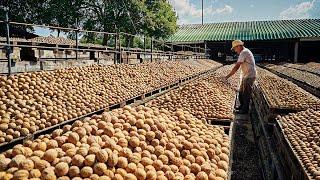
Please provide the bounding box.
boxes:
[226,62,242,79]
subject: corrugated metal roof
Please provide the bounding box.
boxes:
[170,19,320,42]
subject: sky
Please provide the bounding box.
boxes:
[168,0,320,24]
[35,27,67,37]
[35,0,320,36]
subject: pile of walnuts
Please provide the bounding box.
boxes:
[147,65,239,120]
[267,65,320,88]
[30,37,76,46]
[256,68,320,110]
[0,60,221,144]
[279,109,320,179]
[295,62,320,76]
[0,105,230,179]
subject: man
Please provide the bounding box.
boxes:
[225,40,257,114]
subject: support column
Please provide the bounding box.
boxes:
[294,40,299,63]
[150,37,153,62]
[75,18,79,61]
[5,8,11,75]
[204,41,208,59]
[114,34,118,64]
[118,33,122,64]
[143,36,146,63]
[171,42,174,60]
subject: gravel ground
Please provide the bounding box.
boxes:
[230,115,263,180]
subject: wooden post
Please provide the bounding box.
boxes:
[114,34,118,64]
[75,18,79,61]
[5,8,11,75]
[119,33,122,64]
[193,46,195,59]
[205,41,208,59]
[144,36,146,63]
[182,45,184,59]
[162,41,165,61]
[171,41,174,61]
[151,37,153,62]
[294,40,299,63]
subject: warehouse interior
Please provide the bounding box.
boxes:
[206,39,320,63]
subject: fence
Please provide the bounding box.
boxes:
[0,10,208,75]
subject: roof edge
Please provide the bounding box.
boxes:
[178,18,320,27]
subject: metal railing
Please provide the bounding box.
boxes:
[0,10,208,75]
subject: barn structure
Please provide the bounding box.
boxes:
[169,19,320,63]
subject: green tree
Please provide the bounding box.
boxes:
[39,0,81,37]
[80,0,177,45]
[144,0,178,39]
[81,0,146,45]
[0,0,82,37]
[0,0,45,37]
[1,0,178,44]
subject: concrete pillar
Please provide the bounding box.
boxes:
[294,41,299,63]
[204,41,207,58]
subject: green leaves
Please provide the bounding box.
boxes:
[1,0,177,43]
[144,0,178,39]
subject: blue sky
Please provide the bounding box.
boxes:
[35,27,67,37]
[35,0,320,36]
[168,0,320,24]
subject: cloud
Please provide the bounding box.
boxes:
[169,0,233,24]
[215,5,233,14]
[169,0,202,17]
[250,4,254,8]
[280,1,316,19]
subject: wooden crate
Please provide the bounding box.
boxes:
[252,85,300,123]
[207,118,233,135]
[0,107,106,153]
[207,118,232,126]
[272,121,313,180]
[284,76,320,98]
[250,101,287,180]
[267,68,320,99]
[227,122,235,180]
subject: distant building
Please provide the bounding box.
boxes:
[169,19,320,63]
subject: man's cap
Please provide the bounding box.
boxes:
[231,40,244,50]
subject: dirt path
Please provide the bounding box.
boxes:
[230,114,263,180]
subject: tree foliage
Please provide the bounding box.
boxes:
[37,0,80,36]
[144,0,178,39]
[0,0,178,43]
[0,0,45,37]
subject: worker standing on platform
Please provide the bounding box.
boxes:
[225,40,257,114]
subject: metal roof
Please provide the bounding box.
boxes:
[170,19,320,42]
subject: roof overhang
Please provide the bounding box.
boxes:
[170,19,320,43]
[300,37,320,42]
[167,41,205,45]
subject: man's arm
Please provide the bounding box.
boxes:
[226,62,242,79]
